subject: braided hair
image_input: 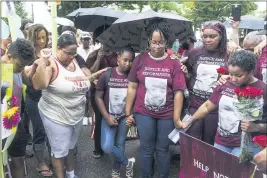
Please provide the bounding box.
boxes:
[202,21,227,55]
[146,18,170,43]
[27,24,49,49]
[119,46,135,59]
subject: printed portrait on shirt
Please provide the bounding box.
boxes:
[193,63,219,93]
[109,88,127,116]
[218,95,240,136]
[144,77,167,111]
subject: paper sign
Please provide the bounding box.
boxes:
[168,114,192,144]
[179,133,266,178]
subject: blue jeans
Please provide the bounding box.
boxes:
[135,113,174,178]
[25,95,47,152]
[214,142,261,157]
[101,117,128,171]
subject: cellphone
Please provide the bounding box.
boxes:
[232,4,242,21]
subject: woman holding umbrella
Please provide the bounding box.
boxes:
[125,20,187,177]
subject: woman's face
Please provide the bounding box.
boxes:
[228,65,252,87]
[202,29,221,51]
[58,44,77,66]
[36,29,47,49]
[117,51,134,72]
[149,31,166,57]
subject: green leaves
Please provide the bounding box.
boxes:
[181,1,257,29]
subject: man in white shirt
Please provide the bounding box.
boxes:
[77,32,92,61]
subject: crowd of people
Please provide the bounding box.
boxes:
[1,15,267,178]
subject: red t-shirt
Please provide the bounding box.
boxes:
[96,67,128,118]
[209,80,267,147]
[186,46,228,112]
[128,52,187,119]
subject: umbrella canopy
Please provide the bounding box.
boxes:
[224,15,264,30]
[67,7,126,32]
[56,17,74,27]
[97,9,194,52]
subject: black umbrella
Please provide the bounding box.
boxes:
[67,7,126,31]
[97,9,194,52]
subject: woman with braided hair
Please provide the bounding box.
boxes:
[125,19,186,177]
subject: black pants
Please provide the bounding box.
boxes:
[90,90,103,153]
[7,119,29,157]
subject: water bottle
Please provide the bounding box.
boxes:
[172,39,180,53]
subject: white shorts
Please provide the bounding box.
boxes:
[39,111,82,158]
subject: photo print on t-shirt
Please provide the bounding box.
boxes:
[144,77,167,111]
[218,95,240,137]
[109,88,127,117]
[193,64,219,98]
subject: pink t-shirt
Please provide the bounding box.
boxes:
[209,80,267,147]
[128,52,187,119]
[96,68,128,118]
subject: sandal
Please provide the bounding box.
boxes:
[36,168,53,177]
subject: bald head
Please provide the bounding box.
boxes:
[243,31,266,51]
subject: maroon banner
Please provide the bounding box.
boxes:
[179,133,266,178]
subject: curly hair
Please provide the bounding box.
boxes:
[146,18,170,43]
[202,21,227,54]
[58,34,77,49]
[7,38,35,65]
[27,24,49,49]
[228,50,256,72]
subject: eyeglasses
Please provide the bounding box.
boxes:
[150,40,166,47]
[62,49,77,57]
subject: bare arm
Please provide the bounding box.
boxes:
[182,100,217,128]
[253,148,267,172]
[173,90,184,128]
[125,82,138,116]
[81,67,92,77]
[90,54,102,73]
[230,20,240,47]
[95,91,109,120]
[31,59,53,90]
[21,64,38,86]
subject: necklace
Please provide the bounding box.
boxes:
[148,52,168,61]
